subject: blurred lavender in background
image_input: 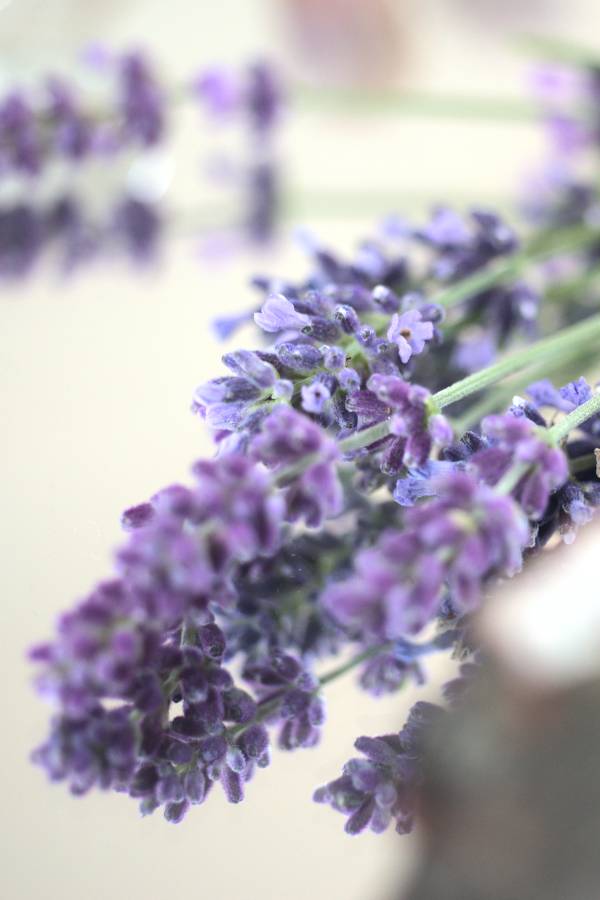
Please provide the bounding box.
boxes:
[0,47,283,279]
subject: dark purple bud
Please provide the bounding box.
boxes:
[226,746,247,774]
[345,390,388,422]
[272,654,303,681]
[157,773,184,804]
[247,62,281,134]
[129,764,159,797]
[195,376,260,405]
[381,436,408,475]
[140,796,160,817]
[198,735,227,765]
[167,740,194,765]
[221,766,244,803]
[180,667,209,704]
[238,724,269,760]
[224,688,257,723]
[184,768,207,804]
[206,668,234,691]
[170,715,205,740]
[345,799,375,835]
[164,799,189,823]
[334,304,361,334]
[301,316,341,343]
[276,342,323,373]
[257,749,271,769]
[418,302,445,323]
[370,284,399,312]
[132,672,164,713]
[308,696,326,727]
[121,502,155,531]
[197,624,226,659]
[280,688,310,719]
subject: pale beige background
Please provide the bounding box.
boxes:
[2,2,599,899]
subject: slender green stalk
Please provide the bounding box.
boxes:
[338,420,391,455]
[569,452,597,475]
[275,315,600,482]
[228,642,392,739]
[545,262,600,303]
[496,461,531,495]
[517,33,600,69]
[296,84,538,121]
[450,341,600,433]
[434,225,600,310]
[432,312,600,409]
[282,189,513,219]
[548,391,600,443]
[318,642,392,687]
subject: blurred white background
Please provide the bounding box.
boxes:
[2,2,600,899]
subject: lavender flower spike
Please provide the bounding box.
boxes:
[321,470,529,640]
[314,702,443,835]
[472,413,568,519]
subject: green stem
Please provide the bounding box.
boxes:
[545,261,600,303]
[450,340,598,433]
[276,315,600,480]
[318,642,393,687]
[228,642,392,740]
[434,225,599,311]
[432,312,600,409]
[496,461,531,495]
[282,189,513,219]
[569,452,598,475]
[548,391,600,443]
[517,33,600,69]
[338,420,392,455]
[296,84,539,121]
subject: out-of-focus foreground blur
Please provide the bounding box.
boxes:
[2,2,599,899]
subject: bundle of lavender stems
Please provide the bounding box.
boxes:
[28,39,600,836]
[0,48,281,278]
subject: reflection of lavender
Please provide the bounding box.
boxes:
[0,51,165,178]
[0,51,283,275]
[194,60,283,244]
[0,194,162,277]
[524,59,600,231]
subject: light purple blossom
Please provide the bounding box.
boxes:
[321,470,529,640]
[473,413,569,519]
[387,309,434,364]
[250,406,343,527]
[527,377,592,413]
[254,293,311,333]
[301,381,331,414]
[367,373,453,468]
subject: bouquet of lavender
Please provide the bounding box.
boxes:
[27,42,600,837]
[28,211,600,831]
